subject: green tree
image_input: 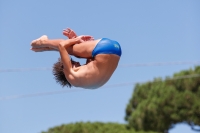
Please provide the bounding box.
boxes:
[125,66,200,132]
[41,122,157,133]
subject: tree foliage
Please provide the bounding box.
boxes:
[125,66,200,132]
[41,122,157,133]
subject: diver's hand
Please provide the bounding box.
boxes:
[63,28,94,42]
[76,35,94,43]
[63,28,77,39]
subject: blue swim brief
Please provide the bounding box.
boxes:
[92,38,122,57]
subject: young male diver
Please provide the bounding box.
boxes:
[31,28,122,89]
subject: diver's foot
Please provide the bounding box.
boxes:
[31,35,48,48]
[31,47,57,52]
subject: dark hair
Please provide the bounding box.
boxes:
[52,58,72,88]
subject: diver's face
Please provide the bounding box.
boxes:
[71,61,80,68]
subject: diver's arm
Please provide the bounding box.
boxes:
[58,39,81,86]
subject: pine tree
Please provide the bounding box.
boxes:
[125,66,200,132]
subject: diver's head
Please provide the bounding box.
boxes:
[52,58,72,88]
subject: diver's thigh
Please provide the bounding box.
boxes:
[71,40,99,58]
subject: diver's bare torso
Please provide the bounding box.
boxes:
[69,54,120,89]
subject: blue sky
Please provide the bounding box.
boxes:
[0,0,200,133]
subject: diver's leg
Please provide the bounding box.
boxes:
[31,28,77,49]
[31,36,98,58]
[31,35,64,50]
[68,39,100,58]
